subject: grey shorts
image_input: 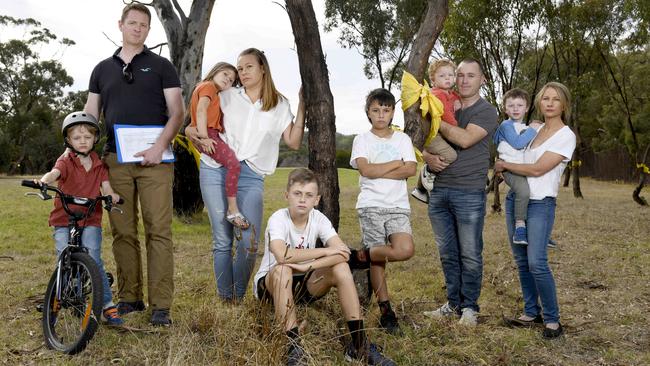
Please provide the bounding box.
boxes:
[357,207,412,248]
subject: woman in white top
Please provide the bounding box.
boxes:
[187,48,305,301]
[495,82,576,339]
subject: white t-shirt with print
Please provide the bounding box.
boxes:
[524,126,576,200]
[200,87,294,176]
[252,208,338,298]
[350,130,416,209]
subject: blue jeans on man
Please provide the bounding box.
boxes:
[428,187,486,312]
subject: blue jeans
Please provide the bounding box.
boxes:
[428,187,486,312]
[200,161,264,300]
[54,226,113,308]
[505,192,559,323]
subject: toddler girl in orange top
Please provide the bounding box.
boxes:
[190,62,249,229]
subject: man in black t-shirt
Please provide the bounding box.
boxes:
[421,59,498,327]
[84,3,184,326]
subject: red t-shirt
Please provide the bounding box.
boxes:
[48,152,109,228]
[431,88,460,126]
[190,81,224,131]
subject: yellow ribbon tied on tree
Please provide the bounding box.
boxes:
[400,71,444,162]
[174,134,202,169]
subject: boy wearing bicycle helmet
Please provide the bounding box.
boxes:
[38,111,123,326]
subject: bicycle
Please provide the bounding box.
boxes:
[22,180,123,355]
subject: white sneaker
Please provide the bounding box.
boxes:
[423,302,458,319]
[421,166,435,191]
[410,188,429,204]
[458,307,478,326]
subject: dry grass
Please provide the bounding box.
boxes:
[0,170,648,365]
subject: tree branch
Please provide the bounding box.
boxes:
[170,0,187,22]
[102,32,120,47]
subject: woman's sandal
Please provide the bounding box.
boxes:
[542,322,564,339]
[226,212,250,230]
[503,314,544,328]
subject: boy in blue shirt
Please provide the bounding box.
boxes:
[493,88,541,245]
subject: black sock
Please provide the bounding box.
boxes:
[347,320,366,351]
[286,326,300,341]
[378,300,392,315]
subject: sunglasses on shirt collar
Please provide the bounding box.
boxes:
[122,63,134,84]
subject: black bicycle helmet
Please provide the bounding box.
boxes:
[61,111,101,155]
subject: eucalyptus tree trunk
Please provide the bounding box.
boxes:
[402,0,449,150]
[149,0,216,217]
[633,145,649,206]
[571,95,583,198]
[285,0,340,229]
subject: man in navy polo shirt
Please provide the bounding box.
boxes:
[84,3,184,326]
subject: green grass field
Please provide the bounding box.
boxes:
[1,169,648,365]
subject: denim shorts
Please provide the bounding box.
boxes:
[357,207,412,248]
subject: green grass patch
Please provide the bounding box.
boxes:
[0,172,648,364]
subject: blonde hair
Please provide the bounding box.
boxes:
[428,59,457,82]
[202,62,239,89]
[121,3,151,25]
[535,82,572,122]
[239,48,284,111]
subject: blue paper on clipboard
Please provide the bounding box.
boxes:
[114,124,175,163]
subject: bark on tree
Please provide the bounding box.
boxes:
[402,0,449,150]
[562,164,571,187]
[147,0,216,217]
[285,0,341,228]
[633,144,649,206]
[571,93,583,198]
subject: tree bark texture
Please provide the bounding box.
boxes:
[571,97,583,198]
[632,144,649,206]
[286,0,340,229]
[402,0,449,150]
[150,0,216,217]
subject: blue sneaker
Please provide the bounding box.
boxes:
[513,226,528,245]
[102,306,124,326]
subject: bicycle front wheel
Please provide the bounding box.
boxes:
[42,252,103,354]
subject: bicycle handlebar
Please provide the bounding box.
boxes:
[21,180,124,219]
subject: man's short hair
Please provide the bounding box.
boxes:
[287,168,320,193]
[365,88,396,113]
[121,3,151,25]
[503,88,531,107]
[459,57,485,75]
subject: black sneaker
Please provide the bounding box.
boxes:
[117,300,146,315]
[286,342,307,366]
[348,248,370,270]
[379,310,403,336]
[345,342,396,366]
[150,309,172,326]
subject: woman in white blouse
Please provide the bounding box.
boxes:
[187,48,305,301]
[495,82,576,339]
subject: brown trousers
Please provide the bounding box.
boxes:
[104,153,174,310]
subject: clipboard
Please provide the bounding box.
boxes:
[114,124,175,163]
